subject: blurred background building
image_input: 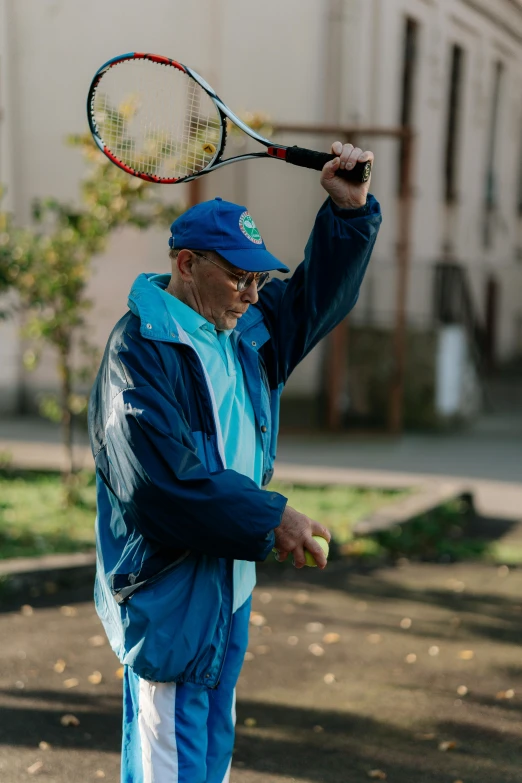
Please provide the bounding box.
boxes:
[0,0,521,432]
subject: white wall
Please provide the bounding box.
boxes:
[1,0,522,410]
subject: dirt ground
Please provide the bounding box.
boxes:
[1,558,522,782]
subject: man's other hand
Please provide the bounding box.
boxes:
[273,505,332,569]
[320,141,374,210]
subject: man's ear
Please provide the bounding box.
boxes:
[175,250,197,282]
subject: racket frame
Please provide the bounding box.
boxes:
[87,52,370,185]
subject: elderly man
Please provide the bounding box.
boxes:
[88,141,381,783]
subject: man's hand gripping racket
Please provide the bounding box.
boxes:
[87,52,373,192]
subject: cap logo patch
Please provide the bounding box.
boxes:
[239,211,262,244]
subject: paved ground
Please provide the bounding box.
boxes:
[2,559,522,783]
[1,414,522,481]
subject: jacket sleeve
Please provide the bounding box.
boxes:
[101,379,287,563]
[257,194,382,385]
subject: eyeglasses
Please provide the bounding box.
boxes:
[195,252,270,292]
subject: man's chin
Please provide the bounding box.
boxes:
[216,313,240,331]
[225,311,245,327]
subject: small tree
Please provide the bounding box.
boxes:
[6,133,183,501]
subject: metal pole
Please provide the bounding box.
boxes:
[326,317,350,430]
[325,132,359,432]
[188,179,202,208]
[389,130,415,434]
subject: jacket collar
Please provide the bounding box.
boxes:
[128,273,186,343]
[127,272,270,349]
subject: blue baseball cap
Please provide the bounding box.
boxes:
[168,197,290,273]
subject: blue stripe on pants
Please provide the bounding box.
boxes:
[121,595,251,783]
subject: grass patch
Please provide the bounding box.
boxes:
[0,470,96,559]
[369,495,489,562]
[0,472,408,561]
[0,472,510,565]
[269,481,408,547]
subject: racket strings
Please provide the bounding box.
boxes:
[92,59,222,180]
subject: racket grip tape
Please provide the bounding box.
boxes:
[285,145,372,183]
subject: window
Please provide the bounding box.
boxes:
[398,17,418,196]
[444,45,465,204]
[517,128,522,215]
[483,60,504,246]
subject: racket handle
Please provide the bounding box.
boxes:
[285,145,371,183]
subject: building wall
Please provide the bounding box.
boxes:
[0,0,521,411]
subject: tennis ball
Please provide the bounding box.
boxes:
[304,536,329,567]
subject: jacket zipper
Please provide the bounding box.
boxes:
[212,564,234,689]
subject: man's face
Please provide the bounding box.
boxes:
[189,251,260,331]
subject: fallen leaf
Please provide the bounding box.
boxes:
[53,659,66,674]
[324,673,335,684]
[323,632,340,644]
[294,591,309,604]
[60,606,78,617]
[458,650,474,660]
[405,653,417,664]
[88,671,103,685]
[308,644,324,657]
[306,622,324,633]
[44,581,57,594]
[27,761,43,775]
[259,592,272,604]
[367,770,387,779]
[244,717,257,727]
[38,741,51,751]
[88,635,105,648]
[115,667,125,679]
[457,685,468,696]
[21,605,34,617]
[446,580,465,593]
[496,689,515,700]
[414,733,436,741]
[438,740,457,751]
[64,678,79,689]
[368,634,382,644]
[287,636,299,646]
[60,714,80,727]
[244,652,255,662]
[249,612,266,627]
[400,618,412,629]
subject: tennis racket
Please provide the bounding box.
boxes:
[87,52,372,185]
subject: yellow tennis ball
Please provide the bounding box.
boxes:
[304,536,329,567]
[203,142,216,154]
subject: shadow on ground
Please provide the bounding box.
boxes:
[0,688,121,753]
[233,699,521,782]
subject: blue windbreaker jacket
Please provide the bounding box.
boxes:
[88,195,382,686]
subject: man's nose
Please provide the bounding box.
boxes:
[241,280,259,304]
